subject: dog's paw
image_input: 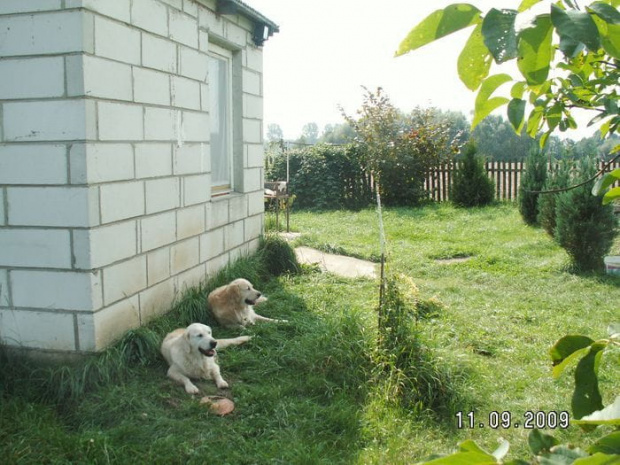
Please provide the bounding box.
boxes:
[238,335,252,343]
[216,380,229,389]
[185,383,200,395]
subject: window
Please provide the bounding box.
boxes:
[209,45,233,194]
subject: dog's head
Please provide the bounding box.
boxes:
[229,278,263,306]
[184,323,217,357]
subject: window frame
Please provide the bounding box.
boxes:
[208,43,234,196]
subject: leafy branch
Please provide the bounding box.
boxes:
[396,0,620,205]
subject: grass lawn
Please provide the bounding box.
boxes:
[2,203,619,464]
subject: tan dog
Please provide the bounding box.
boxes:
[160,323,250,394]
[208,278,287,328]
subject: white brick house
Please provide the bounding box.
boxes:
[0,0,278,353]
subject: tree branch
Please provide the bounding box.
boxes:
[527,152,620,195]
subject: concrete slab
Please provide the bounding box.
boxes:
[278,232,302,241]
[295,246,377,279]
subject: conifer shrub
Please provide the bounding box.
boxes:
[518,148,547,225]
[554,158,618,272]
[537,161,571,237]
[450,141,495,207]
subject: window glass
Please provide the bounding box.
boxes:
[209,49,232,192]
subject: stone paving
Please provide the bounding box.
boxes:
[294,246,377,279]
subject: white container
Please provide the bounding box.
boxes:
[604,256,620,276]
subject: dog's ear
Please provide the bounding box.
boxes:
[227,282,243,302]
[184,329,192,353]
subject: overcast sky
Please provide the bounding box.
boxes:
[246,0,596,141]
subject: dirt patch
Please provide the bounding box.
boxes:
[434,256,472,264]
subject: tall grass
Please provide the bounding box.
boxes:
[0,241,279,406]
[375,274,464,419]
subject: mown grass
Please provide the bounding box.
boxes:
[2,204,619,464]
[290,203,620,461]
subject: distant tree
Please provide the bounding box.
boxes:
[266,123,283,142]
[596,134,620,160]
[472,115,537,161]
[299,122,319,145]
[412,108,470,152]
[318,123,355,144]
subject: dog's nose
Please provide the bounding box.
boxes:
[210,340,217,349]
[257,292,262,297]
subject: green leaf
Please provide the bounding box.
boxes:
[589,431,620,455]
[492,439,510,460]
[574,395,620,426]
[592,15,620,59]
[573,453,620,465]
[546,102,563,131]
[588,2,620,24]
[528,429,560,455]
[518,0,543,13]
[472,74,512,128]
[511,81,527,99]
[458,23,493,90]
[549,335,594,365]
[396,4,482,56]
[422,452,499,465]
[551,4,602,53]
[552,346,591,379]
[422,441,499,464]
[572,342,606,420]
[482,9,519,63]
[459,440,493,455]
[538,445,589,464]
[508,98,526,132]
[602,186,620,204]
[517,14,554,85]
[592,169,620,196]
[527,106,545,137]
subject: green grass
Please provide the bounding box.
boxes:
[2,204,619,464]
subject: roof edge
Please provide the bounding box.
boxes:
[216,0,279,46]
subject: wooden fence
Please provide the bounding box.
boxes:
[425,160,620,202]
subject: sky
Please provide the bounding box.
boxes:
[245,0,596,141]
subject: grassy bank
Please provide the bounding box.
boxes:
[2,204,619,464]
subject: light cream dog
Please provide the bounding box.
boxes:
[207,278,287,328]
[160,323,251,394]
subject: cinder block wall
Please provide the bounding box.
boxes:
[0,0,266,353]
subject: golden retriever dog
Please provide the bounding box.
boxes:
[160,323,251,394]
[208,278,287,328]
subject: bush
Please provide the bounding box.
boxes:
[554,158,618,272]
[450,141,495,207]
[518,148,547,225]
[537,161,571,237]
[265,144,373,210]
[259,234,301,276]
[377,122,449,207]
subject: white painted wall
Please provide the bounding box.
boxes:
[0,0,266,353]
